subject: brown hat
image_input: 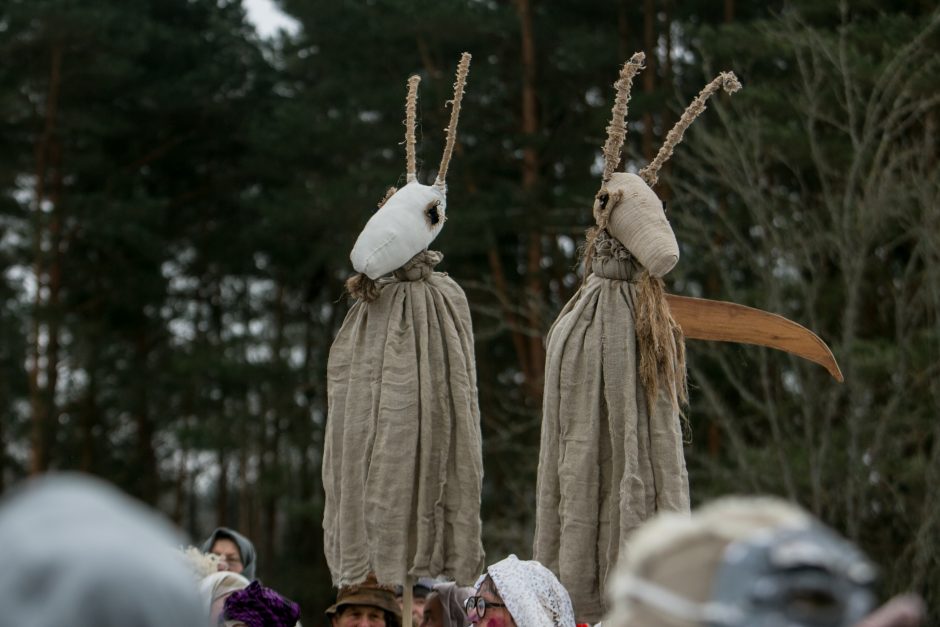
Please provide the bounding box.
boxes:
[326,576,402,626]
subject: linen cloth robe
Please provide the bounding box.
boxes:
[323,250,485,587]
[533,231,690,623]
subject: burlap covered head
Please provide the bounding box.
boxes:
[601,172,679,278]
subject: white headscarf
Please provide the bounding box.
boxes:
[477,555,576,627]
[200,571,251,615]
[0,473,205,627]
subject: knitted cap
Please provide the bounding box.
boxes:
[222,581,300,627]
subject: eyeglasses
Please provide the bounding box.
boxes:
[465,596,508,618]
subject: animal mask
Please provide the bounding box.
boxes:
[349,54,470,284]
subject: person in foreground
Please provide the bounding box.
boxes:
[0,473,204,627]
[467,554,576,627]
[604,496,921,627]
[327,575,403,627]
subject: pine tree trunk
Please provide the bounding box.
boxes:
[44,139,64,466]
[262,281,286,570]
[134,335,158,503]
[217,449,229,526]
[238,420,251,534]
[0,386,5,491]
[173,444,187,525]
[617,0,633,61]
[28,41,63,475]
[515,0,545,405]
[642,0,656,162]
[80,365,98,472]
[656,0,675,200]
[486,241,530,379]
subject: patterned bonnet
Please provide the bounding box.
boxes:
[478,555,576,627]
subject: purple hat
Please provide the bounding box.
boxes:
[222,581,300,627]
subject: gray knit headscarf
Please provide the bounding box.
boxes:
[431,582,473,627]
[202,526,258,580]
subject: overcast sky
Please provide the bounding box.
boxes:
[243,0,301,38]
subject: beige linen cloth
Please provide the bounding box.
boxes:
[323,250,485,588]
[533,232,689,623]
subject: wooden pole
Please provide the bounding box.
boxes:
[402,576,414,627]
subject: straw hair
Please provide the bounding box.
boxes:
[634,271,687,412]
[434,52,471,188]
[602,52,646,185]
[405,75,421,183]
[639,71,741,187]
[346,273,380,302]
[378,186,397,208]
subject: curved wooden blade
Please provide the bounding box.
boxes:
[665,294,844,382]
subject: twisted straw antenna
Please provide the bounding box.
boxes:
[639,71,742,187]
[601,51,646,184]
[404,75,421,183]
[434,52,472,189]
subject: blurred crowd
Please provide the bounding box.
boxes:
[0,473,925,627]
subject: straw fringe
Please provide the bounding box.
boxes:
[404,75,420,183]
[345,273,381,302]
[435,52,471,188]
[639,71,741,187]
[601,52,646,184]
[581,188,623,284]
[378,186,397,208]
[635,271,687,412]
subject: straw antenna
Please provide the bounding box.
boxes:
[601,52,646,184]
[404,75,421,183]
[434,52,472,189]
[639,71,741,187]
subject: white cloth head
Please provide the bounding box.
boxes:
[477,555,577,627]
[0,473,205,627]
[350,181,447,279]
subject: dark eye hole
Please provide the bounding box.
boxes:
[425,200,443,226]
[662,200,668,213]
[596,192,610,210]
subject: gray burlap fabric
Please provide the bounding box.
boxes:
[323,250,485,588]
[533,232,689,623]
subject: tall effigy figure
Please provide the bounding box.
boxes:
[534,52,843,623]
[323,53,485,594]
